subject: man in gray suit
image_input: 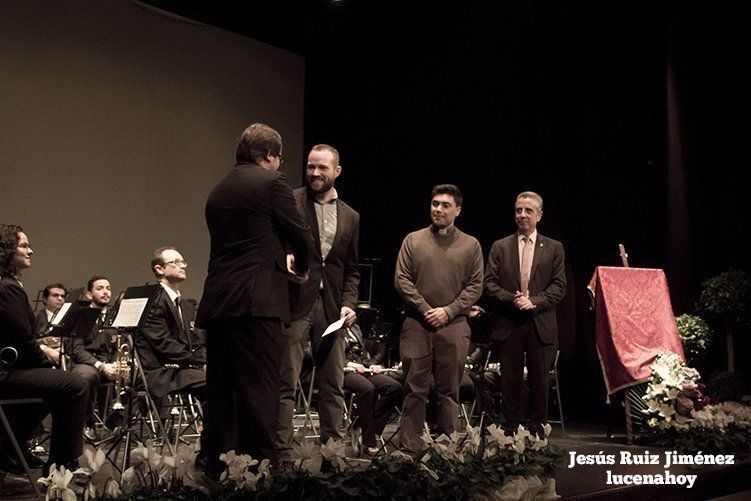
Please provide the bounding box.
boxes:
[276,144,360,463]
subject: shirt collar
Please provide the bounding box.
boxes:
[518,230,538,244]
[313,187,338,205]
[431,224,456,237]
[160,282,181,303]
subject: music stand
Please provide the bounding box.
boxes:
[97,284,169,472]
[48,287,98,371]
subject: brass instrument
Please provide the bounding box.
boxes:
[36,335,61,350]
[111,334,131,411]
[0,346,19,380]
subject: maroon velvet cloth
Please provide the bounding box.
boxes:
[588,267,684,394]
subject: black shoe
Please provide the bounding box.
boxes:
[83,426,97,441]
[105,409,124,430]
[24,452,46,469]
[0,450,47,475]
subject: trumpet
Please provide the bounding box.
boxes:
[111,334,131,411]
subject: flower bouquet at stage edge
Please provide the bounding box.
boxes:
[642,352,751,454]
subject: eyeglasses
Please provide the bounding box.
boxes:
[277,153,285,165]
[49,293,66,298]
[162,259,188,268]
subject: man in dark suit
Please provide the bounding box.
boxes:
[67,276,118,434]
[275,144,360,463]
[197,123,313,471]
[34,282,66,365]
[34,283,66,337]
[483,191,566,435]
[135,247,205,400]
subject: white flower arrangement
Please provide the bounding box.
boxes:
[643,352,750,437]
[643,352,703,432]
[36,423,563,499]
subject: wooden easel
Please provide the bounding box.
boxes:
[617,243,635,445]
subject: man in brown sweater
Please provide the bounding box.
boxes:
[394,184,484,454]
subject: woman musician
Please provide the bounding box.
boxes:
[0,224,87,475]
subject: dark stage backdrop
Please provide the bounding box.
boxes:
[297,1,750,420]
[0,0,305,303]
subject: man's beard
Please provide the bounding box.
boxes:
[307,176,334,194]
[92,298,110,308]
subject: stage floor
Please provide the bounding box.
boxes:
[550,423,751,500]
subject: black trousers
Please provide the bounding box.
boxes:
[344,372,402,447]
[204,315,282,470]
[494,323,555,435]
[0,367,87,466]
[70,363,108,425]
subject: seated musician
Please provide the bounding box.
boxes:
[34,282,67,364]
[465,342,501,422]
[0,224,87,475]
[66,276,118,433]
[344,325,402,455]
[135,247,206,401]
[466,342,530,425]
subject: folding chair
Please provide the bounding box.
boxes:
[294,366,319,439]
[0,398,44,498]
[376,405,402,454]
[547,350,564,432]
[163,393,204,449]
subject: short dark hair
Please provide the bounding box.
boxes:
[310,144,340,166]
[431,184,463,207]
[236,123,283,164]
[87,275,109,292]
[43,283,67,299]
[0,224,23,277]
[150,246,177,277]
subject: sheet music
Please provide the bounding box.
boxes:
[344,366,397,374]
[111,298,149,327]
[322,317,345,337]
[50,302,72,326]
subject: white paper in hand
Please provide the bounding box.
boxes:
[322,317,346,337]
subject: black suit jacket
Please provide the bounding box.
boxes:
[288,187,360,324]
[135,288,205,398]
[34,310,50,338]
[66,308,116,367]
[196,163,314,327]
[0,277,50,371]
[482,233,566,344]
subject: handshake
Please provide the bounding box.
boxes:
[285,253,309,285]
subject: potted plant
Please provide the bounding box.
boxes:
[698,270,751,372]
